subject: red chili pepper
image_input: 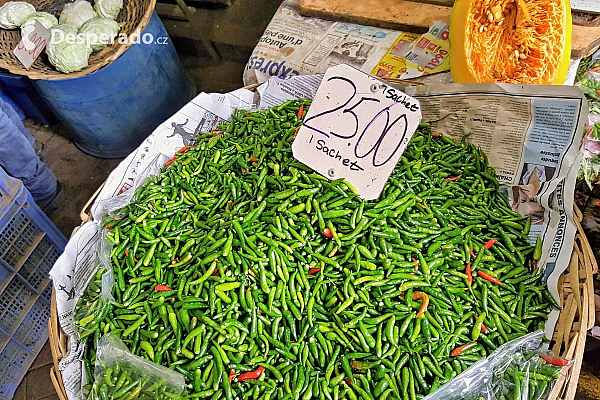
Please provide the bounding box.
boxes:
[322,228,333,238]
[465,263,473,286]
[228,369,236,382]
[155,284,172,292]
[474,315,488,333]
[259,310,265,314]
[469,247,475,258]
[451,342,477,356]
[344,378,353,387]
[250,157,258,162]
[114,214,122,220]
[418,202,427,209]
[597,89,600,96]
[134,258,139,263]
[245,113,252,117]
[540,354,569,367]
[431,133,441,138]
[125,249,129,257]
[165,155,177,166]
[308,268,321,275]
[445,175,462,182]
[298,105,304,119]
[105,225,112,231]
[294,126,300,138]
[412,292,429,318]
[241,168,247,174]
[172,259,178,264]
[227,200,234,207]
[483,239,497,250]
[177,146,190,153]
[212,268,219,276]
[238,366,263,382]
[478,271,502,285]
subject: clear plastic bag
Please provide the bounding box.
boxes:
[94,153,169,220]
[89,334,186,400]
[578,114,600,189]
[424,330,570,400]
[73,233,114,341]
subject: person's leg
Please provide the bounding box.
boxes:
[0,96,34,145]
[0,98,58,207]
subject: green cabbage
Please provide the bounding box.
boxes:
[46,24,92,73]
[79,17,119,51]
[94,0,122,20]
[59,0,96,30]
[0,2,36,29]
[20,12,58,37]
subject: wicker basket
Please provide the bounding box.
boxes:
[48,197,597,400]
[0,0,156,79]
[46,82,597,398]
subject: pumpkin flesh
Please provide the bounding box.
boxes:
[451,0,572,85]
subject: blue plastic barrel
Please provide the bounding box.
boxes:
[0,71,57,125]
[33,12,192,158]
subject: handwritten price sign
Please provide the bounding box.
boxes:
[292,64,422,200]
[13,21,50,69]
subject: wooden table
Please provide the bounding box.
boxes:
[299,0,600,58]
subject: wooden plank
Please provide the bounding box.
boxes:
[298,0,451,34]
[406,0,453,6]
[299,0,600,58]
[572,24,600,58]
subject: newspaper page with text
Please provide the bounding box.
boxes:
[243,0,450,85]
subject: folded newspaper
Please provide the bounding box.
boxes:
[243,0,451,85]
[50,74,587,400]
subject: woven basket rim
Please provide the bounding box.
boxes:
[0,0,156,80]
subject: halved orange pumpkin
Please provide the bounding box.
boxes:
[450,0,572,84]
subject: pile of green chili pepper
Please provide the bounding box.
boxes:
[77,99,559,400]
[76,267,111,339]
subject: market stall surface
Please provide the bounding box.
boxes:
[13,120,600,400]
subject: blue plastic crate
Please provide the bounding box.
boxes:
[0,169,67,400]
[0,340,33,400]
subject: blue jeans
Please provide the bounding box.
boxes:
[0,97,57,206]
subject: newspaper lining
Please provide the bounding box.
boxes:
[50,75,586,400]
[243,0,450,86]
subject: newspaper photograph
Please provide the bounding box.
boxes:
[50,73,587,400]
[243,0,450,85]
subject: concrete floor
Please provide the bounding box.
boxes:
[13,119,600,399]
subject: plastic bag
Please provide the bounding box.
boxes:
[89,334,186,400]
[578,114,600,189]
[73,231,114,341]
[94,153,168,219]
[424,331,570,400]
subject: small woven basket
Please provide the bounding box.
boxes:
[0,0,155,79]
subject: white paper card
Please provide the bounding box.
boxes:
[13,21,50,69]
[292,64,422,200]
